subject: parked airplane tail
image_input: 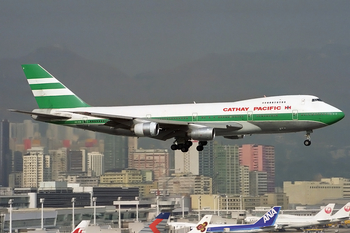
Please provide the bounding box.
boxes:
[21,64,90,109]
[252,206,281,228]
[72,220,90,233]
[331,202,350,221]
[189,215,212,233]
[140,212,171,233]
[313,203,335,222]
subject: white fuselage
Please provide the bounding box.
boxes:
[38,95,343,140]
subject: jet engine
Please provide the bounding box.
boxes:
[134,122,159,137]
[189,127,215,140]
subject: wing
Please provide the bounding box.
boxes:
[71,111,243,140]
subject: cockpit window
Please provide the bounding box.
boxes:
[312,98,323,102]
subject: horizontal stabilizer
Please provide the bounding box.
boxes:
[9,109,71,120]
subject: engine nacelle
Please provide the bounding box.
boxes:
[134,122,159,137]
[189,127,215,140]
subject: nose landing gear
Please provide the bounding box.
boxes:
[304,130,312,146]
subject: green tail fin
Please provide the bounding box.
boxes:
[22,64,90,109]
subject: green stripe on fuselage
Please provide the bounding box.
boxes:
[152,112,342,124]
[299,112,344,125]
[51,112,343,126]
[35,95,90,109]
[30,83,65,90]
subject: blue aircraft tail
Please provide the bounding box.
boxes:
[252,206,281,228]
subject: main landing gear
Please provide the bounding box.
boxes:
[171,138,208,152]
[304,130,312,146]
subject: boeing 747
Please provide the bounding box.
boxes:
[10,64,345,152]
[169,206,280,233]
[246,203,335,230]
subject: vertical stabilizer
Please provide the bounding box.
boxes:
[189,215,212,233]
[72,220,90,233]
[22,64,90,109]
[141,212,171,233]
[331,202,350,221]
[252,206,281,227]
[313,203,335,221]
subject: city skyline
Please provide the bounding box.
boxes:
[1,118,278,197]
[2,118,350,188]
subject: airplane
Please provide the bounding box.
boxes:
[206,206,280,232]
[10,64,345,152]
[72,220,90,233]
[168,206,280,233]
[246,203,335,230]
[140,212,171,233]
[330,202,350,223]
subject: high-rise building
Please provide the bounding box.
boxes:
[104,135,128,171]
[0,120,11,186]
[158,173,212,195]
[240,165,250,196]
[199,141,215,178]
[129,148,169,180]
[23,147,51,187]
[88,151,104,177]
[175,141,199,175]
[13,151,23,172]
[10,120,39,143]
[214,143,240,194]
[249,171,268,196]
[240,144,275,193]
[8,172,22,188]
[128,137,138,167]
[50,148,68,181]
[0,120,12,187]
[67,149,87,173]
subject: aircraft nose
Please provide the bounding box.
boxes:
[330,110,345,124]
[337,111,345,121]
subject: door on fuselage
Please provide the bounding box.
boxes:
[192,113,198,122]
[247,111,253,121]
[292,110,298,120]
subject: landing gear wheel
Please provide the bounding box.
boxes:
[196,145,204,151]
[181,147,189,152]
[199,141,208,146]
[185,141,193,147]
[304,140,311,146]
[171,138,193,152]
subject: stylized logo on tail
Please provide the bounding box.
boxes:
[325,207,332,214]
[196,222,208,232]
[253,206,281,227]
[72,228,83,233]
[263,208,278,223]
[190,215,212,233]
[146,213,170,233]
[71,220,90,233]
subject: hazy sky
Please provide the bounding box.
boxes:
[2,0,350,75]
